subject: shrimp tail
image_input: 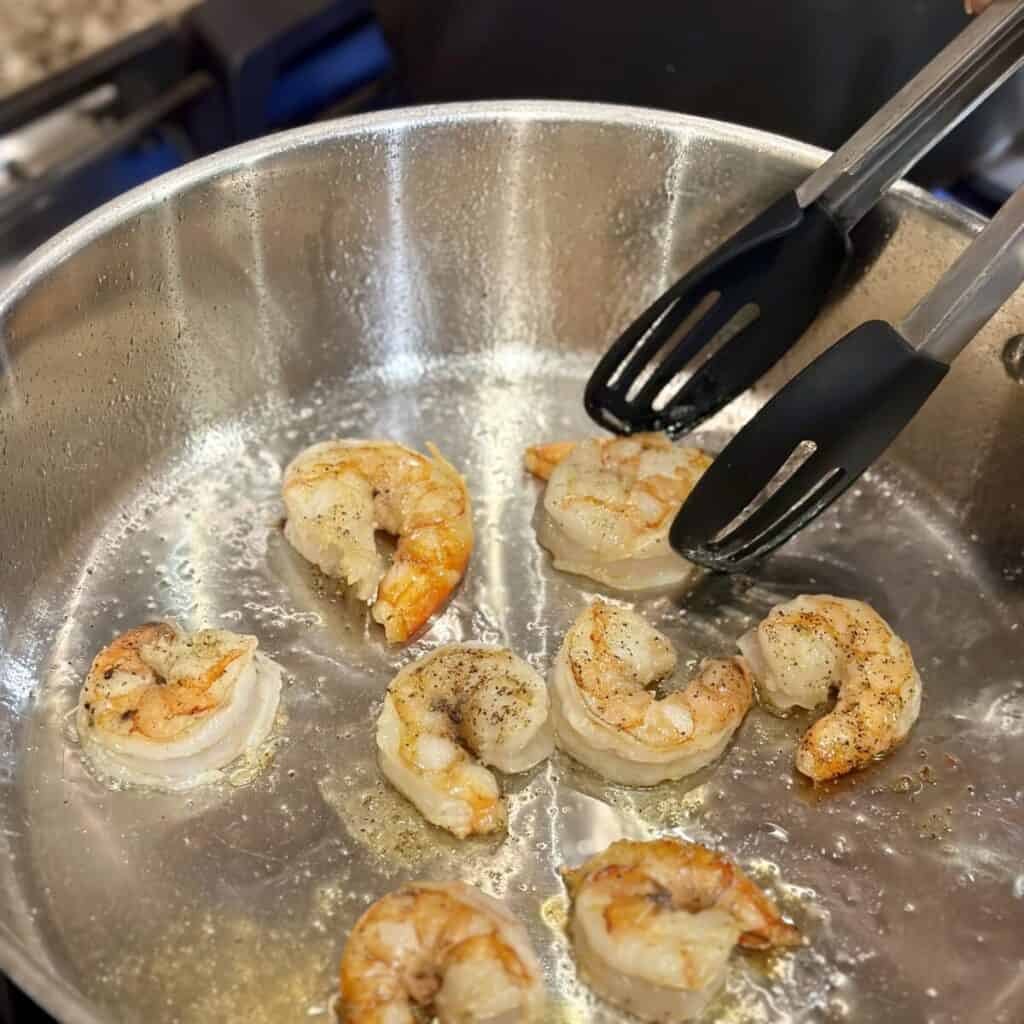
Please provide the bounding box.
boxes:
[379,538,470,646]
[524,441,578,480]
[425,441,469,487]
[373,555,466,643]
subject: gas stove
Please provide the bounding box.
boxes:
[0,0,401,287]
[4,0,1018,298]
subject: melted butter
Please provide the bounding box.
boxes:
[89,908,338,1024]
[541,894,569,932]
[226,730,287,788]
[545,1000,590,1024]
[604,781,710,833]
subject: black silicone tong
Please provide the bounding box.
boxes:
[585,0,1024,439]
[670,180,1024,571]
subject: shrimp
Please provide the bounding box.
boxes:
[524,433,711,589]
[76,622,282,790]
[738,594,922,781]
[377,644,553,838]
[563,838,801,1022]
[282,439,473,643]
[339,880,546,1023]
[550,601,753,785]
[522,440,577,481]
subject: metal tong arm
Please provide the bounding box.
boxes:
[900,184,1024,364]
[795,0,1024,232]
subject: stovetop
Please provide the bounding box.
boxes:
[1,978,53,1024]
[0,0,196,100]
[0,0,401,285]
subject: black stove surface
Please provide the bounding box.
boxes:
[1,978,54,1024]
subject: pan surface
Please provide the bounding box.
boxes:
[0,102,1022,1024]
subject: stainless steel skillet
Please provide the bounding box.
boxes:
[0,102,1022,1024]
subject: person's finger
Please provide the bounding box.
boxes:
[965,0,993,13]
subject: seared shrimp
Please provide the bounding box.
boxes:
[283,439,473,643]
[551,601,753,785]
[525,434,711,589]
[563,838,801,1022]
[738,594,922,781]
[76,623,282,790]
[522,440,577,481]
[339,881,546,1023]
[377,644,553,837]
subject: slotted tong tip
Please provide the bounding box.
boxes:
[584,195,848,437]
[671,174,1024,571]
[586,0,1024,441]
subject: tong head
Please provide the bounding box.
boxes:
[669,320,949,572]
[584,192,851,438]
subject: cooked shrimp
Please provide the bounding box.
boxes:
[525,433,711,589]
[377,644,553,838]
[550,601,752,785]
[523,440,577,481]
[76,622,282,790]
[738,594,922,781]
[339,880,546,1023]
[563,838,801,1022]
[282,439,473,643]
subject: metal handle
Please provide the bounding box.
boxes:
[795,0,1024,231]
[900,184,1024,363]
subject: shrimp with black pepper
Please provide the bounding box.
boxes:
[550,601,753,785]
[563,838,801,1022]
[739,594,922,780]
[76,622,282,790]
[283,439,473,643]
[376,644,553,837]
[339,880,546,1023]
[525,433,711,589]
